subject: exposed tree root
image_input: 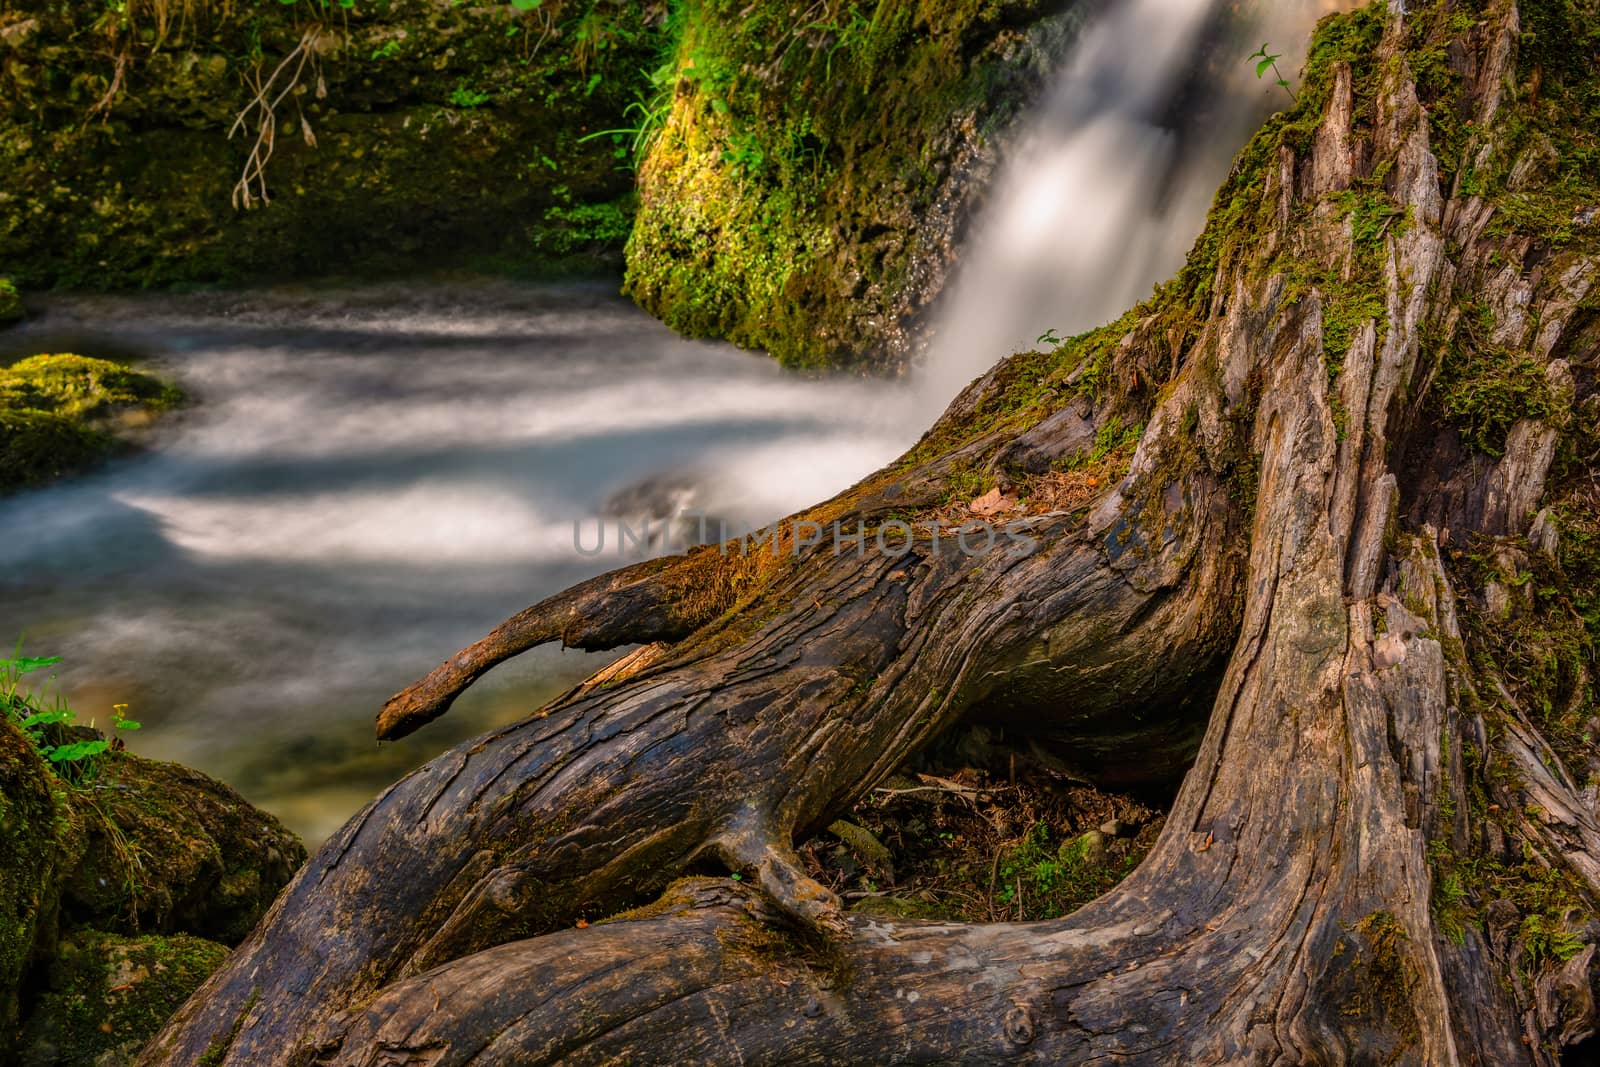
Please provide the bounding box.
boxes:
[228,26,325,211]
[145,2,1600,1063]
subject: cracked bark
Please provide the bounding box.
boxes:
[145,3,1600,1064]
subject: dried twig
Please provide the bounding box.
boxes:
[87,48,132,121]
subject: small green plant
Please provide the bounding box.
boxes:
[719,130,766,176]
[369,39,403,61]
[448,81,493,109]
[1522,912,1586,967]
[2,646,139,785]
[1249,43,1297,104]
[577,58,676,167]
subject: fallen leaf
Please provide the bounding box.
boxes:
[968,487,1018,517]
[968,487,1003,514]
[575,918,589,929]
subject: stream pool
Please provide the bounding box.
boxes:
[0,278,917,843]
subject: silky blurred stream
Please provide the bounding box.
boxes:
[0,280,916,843]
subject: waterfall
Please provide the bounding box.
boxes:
[915,0,1345,416]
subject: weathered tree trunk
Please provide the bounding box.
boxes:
[145,1,1600,1063]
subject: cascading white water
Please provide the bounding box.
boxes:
[915,0,1344,415]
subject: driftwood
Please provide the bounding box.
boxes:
[144,2,1600,1063]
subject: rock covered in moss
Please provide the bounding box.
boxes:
[17,930,229,1067]
[0,353,181,492]
[0,354,180,420]
[0,719,77,1041]
[0,279,20,325]
[623,0,1090,370]
[0,731,306,1059]
[62,754,307,945]
[0,0,667,289]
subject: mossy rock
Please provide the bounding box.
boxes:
[624,0,1090,370]
[0,279,20,325]
[0,0,666,289]
[0,355,181,421]
[17,930,229,1067]
[0,354,181,492]
[61,754,306,946]
[0,409,111,493]
[0,718,79,1041]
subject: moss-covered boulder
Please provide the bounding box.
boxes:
[0,354,180,421]
[62,754,307,946]
[0,0,667,290]
[623,0,1090,370]
[0,719,77,1042]
[0,353,181,492]
[17,930,229,1067]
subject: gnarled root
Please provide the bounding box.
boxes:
[145,406,1242,1064]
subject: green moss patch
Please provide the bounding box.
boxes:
[0,279,21,325]
[0,353,181,492]
[1439,345,1570,457]
[1,0,668,289]
[18,930,229,1067]
[624,0,1083,370]
[0,718,79,1040]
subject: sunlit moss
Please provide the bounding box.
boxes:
[625,0,1086,370]
[0,353,181,492]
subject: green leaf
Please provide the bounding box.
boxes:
[509,0,543,9]
[46,740,108,763]
[2,655,63,675]
[19,710,71,729]
[1255,55,1279,78]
